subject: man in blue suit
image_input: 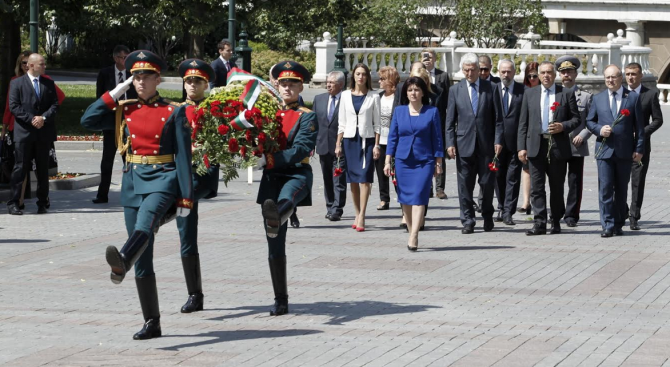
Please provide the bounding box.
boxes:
[445,53,503,234]
[587,65,645,237]
[209,39,233,89]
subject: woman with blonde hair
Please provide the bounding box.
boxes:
[336,63,381,232]
[374,66,400,211]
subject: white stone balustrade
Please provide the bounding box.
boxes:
[657,84,670,105]
[312,28,656,92]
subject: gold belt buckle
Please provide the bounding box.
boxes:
[141,155,149,164]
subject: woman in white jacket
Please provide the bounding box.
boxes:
[335,63,381,232]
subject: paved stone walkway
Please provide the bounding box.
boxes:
[0,108,669,366]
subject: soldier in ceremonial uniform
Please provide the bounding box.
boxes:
[256,61,318,316]
[174,59,220,313]
[80,50,193,340]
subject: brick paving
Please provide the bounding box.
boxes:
[0,107,669,366]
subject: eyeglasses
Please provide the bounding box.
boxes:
[115,55,127,60]
[21,61,28,65]
[480,68,490,72]
[527,74,539,79]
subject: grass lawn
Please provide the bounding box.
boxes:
[57,85,183,135]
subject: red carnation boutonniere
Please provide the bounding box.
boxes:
[596,108,631,159]
[488,153,500,172]
[333,157,344,177]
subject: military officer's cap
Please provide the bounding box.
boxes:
[271,60,311,83]
[555,56,581,71]
[178,58,215,83]
[125,50,167,75]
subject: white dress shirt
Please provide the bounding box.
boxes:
[429,68,436,84]
[540,84,556,126]
[219,55,231,71]
[608,86,624,114]
[500,81,514,111]
[114,66,126,85]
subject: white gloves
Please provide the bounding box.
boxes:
[257,154,267,168]
[177,207,190,217]
[109,76,134,101]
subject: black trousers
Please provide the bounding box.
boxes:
[564,156,585,222]
[96,129,117,199]
[629,150,651,220]
[373,144,390,202]
[319,153,347,216]
[456,145,494,226]
[528,138,567,227]
[498,148,522,218]
[9,141,49,207]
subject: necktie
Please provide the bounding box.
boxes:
[118,72,126,100]
[610,91,618,118]
[542,88,550,132]
[470,83,478,115]
[33,77,40,99]
[502,86,509,115]
[328,96,336,121]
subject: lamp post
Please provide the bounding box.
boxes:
[228,0,238,63]
[235,23,252,72]
[332,0,348,88]
[29,0,39,53]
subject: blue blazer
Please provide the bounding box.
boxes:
[445,79,503,158]
[387,105,444,161]
[586,88,645,160]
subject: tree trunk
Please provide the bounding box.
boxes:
[0,11,20,118]
[187,33,204,59]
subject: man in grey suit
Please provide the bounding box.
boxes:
[445,53,503,234]
[518,61,580,235]
[495,59,525,225]
[474,54,501,213]
[314,71,346,221]
[556,56,593,228]
[625,62,664,230]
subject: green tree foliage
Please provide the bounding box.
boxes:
[451,0,547,48]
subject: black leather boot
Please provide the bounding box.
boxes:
[180,254,204,313]
[153,203,177,234]
[262,199,294,238]
[133,274,162,340]
[106,231,150,284]
[268,256,288,316]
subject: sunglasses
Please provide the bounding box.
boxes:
[480,68,490,72]
[115,55,127,60]
[527,74,539,79]
[21,61,28,65]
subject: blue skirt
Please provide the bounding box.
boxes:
[395,150,434,206]
[343,129,375,184]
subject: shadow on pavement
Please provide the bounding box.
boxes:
[206,300,441,326]
[0,239,51,244]
[421,245,515,251]
[159,329,323,351]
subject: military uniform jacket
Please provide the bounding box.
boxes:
[566,86,593,157]
[256,104,318,207]
[80,91,193,208]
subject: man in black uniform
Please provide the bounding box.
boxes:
[257,61,318,316]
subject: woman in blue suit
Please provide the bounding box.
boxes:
[384,77,443,251]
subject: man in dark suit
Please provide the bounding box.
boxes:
[556,56,593,228]
[518,61,580,235]
[445,53,503,234]
[474,54,501,212]
[422,48,450,199]
[587,65,645,237]
[479,55,501,84]
[210,39,233,89]
[494,59,525,225]
[314,71,346,221]
[7,53,59,215]
[93,45,138,204]
[624,62,663,230]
